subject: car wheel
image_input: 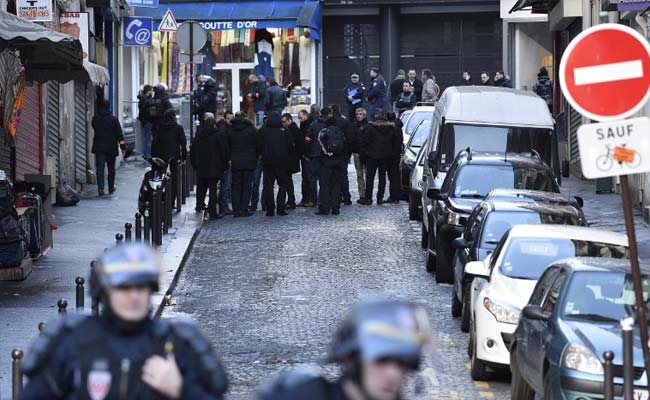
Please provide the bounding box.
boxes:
[421,223,428,249]
[510,348,535,400]
[461,281,471,333]
[470,325,490,381]
[435,233,453,283]
[451,284,462,318]
[409,194,418,221]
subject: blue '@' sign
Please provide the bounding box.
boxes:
[123,17,153,46]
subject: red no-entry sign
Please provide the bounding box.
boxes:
[560,24,650,121]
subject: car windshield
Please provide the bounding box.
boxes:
[499,238,629,280]
[406,112,431,135]
[452,165,556,198]
[481,212,541,247]
[409,121,431,149]
[439,124,553,171]
[563,272,650,322]
[400,110,412,122]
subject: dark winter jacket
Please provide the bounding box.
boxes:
[306,116,327,159]
[362,119,402,161]
[351,118,369,154]
[196,83,218,117]
[389,75,407,103]
[318,119,348,167]
[333,114,354,157]
[407,78,423,102]
[148,89,173,126]
[287,122,303,174]
[265,84,287,113]
[396,91,416,111]
[344,82,365,110]
[137,92,152,125]
[250,80,267,112]
[152,120,187,162]
[300,116,314,156]
[190,125,230,179]
[534,73,553,107]
[91,109,124,156]
[494,77,513,88]
[257,113,294,169]
[366,75,387,104]
[228,117,258,171]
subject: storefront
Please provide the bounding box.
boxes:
[136,0,322,115]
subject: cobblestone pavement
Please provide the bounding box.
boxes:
[163,172,510,400]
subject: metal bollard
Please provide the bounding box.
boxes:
[604,351,614,400]
[183,161,190,200]
[125,223,132,242]
[164,178,173,231]
[144,203,151,244]
[57,299,68,314]
[135,213,142,242]
[75,276,85,310]
[151,190,160,247]
[115,233,124,245]
[90,261,99,316]
[162,186,169,235]
[622,317,634,400]
[38,321,45,334]
[12,349,23,400]
[181,161,188,205]
[175,161,183,213]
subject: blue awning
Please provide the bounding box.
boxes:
[135,0,322,40]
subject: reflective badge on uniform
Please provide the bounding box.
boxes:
[87,364,112,400]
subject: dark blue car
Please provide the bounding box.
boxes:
[510,257,650,400]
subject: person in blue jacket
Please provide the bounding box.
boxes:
[19,243,229,400]
[344,73,366,121]
[366,68,387,121]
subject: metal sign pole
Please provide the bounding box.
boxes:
[620,174,650,392]
[189,21,194,142]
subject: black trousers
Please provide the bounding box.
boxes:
[300,158,313,203]
[319,161,345,212]
[286,173,296,205]
[263,166,291,212]
[232,170,254,214]
[388,159,401,200]
[196,177,219,217]
[95,152,116,191]
[365,158,389,201]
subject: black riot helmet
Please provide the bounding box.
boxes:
[329,299,431,370]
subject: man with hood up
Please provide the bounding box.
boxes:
[533,67,553,112]
[137,84,154,158]
[92,99,125,196]
[360,110,402,205]
[229,112,258,217]
[257,111,294,216]
[147,84,173,129]
[316,116,348,216]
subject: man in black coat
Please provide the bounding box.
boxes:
[494,71,513,88]
[389,69,407,107]
[352,108,369,204]
[297,110,315,207]
[281,113,303,209]
[360,110,402,205]
[248,74,267,126]
[330,104,353,206]
[151,108,187,162]
[316,117,348,216]
[257,112,294,216]
[407,69,423,102]
[92,99,125,196]
[265,78,288,115]
[146,84,173,128]
[190,113,230,220]
[306,107,329,209]
[137,84,154,158]
[229,113,258,217]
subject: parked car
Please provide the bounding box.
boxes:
[465,226,628,381]
[424,149,560,283]
[511,257,647,400]
[420,86,559,266]
[400,109,412,123]
[401,119,431,199]
[409,140,428,221]
[451,189,588,332]
[401,104,435,144]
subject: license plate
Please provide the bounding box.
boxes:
[635,389,649,400]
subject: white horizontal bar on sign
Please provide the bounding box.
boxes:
[573,60,643,85]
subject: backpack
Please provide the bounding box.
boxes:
[320,127,346,156]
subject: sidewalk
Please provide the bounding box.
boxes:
[0,160,202,397]
[560,176,650,260]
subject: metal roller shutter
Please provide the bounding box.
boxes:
[74,82,87,185]
[0,143,11,177]
[46,82,60,183]
[15,84,42,180]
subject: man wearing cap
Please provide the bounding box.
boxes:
[344,73,366,121]
[366,68,387,121]
[20,243,229,400]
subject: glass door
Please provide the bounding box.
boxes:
[213,63,255,115]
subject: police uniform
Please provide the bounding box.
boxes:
[343,76,366,121]
[366,71,387,120]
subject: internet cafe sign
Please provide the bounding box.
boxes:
[17,0,53,22]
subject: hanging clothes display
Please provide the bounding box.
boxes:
[299,30,311,84]
[171,42,180,92]
[160,33,170,85]
[272,35,283,82]
[254,28,274,79]
[142,33,162,85]
[282,40,300,86]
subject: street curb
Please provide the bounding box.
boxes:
[154,210,204,318]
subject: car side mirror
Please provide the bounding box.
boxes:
[464,261,488,278]
[427,189,447,201]
[452,237,469,249]
[574,196,584,208]
[522,305,550,322]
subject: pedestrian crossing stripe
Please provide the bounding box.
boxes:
[158,9,178,32]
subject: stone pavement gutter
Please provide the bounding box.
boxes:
[0,160,203,397]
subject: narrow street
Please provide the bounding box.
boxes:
[163,173,510,400]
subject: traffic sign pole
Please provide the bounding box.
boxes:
[189,20,194,142]
[620,174,650,394]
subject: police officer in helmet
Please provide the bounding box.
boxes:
[20,243,228,399]
[257,299,430,400]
